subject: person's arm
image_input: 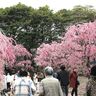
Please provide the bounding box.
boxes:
[28,79,36,95]
[37,81,44,96]
[86,80,91,91]
[30,80,36,92]
[58,81,64,96]
[86,80,91,96]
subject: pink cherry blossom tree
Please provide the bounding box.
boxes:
[0,31,32,79]
[13,44,32,70]
[35,21,96,73]
[14,44,32,57]
[64,21,96,67]
[0,32,15,79]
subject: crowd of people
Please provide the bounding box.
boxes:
[0,64,96,96]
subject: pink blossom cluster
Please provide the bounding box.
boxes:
[13,44,32,69]
[16,60,33,71]
[0,31,32,79]
[16,60,32,66]
[0,32,15,78]
[35,21,96,71]
[0,32,15,64]
[14,44,32,57]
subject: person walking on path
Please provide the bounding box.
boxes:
[38,66,64,96]
[13,69,36,96]
[69,68,79,96]
[86,65,96,96]
[57,65,69,96]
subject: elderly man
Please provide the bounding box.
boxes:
[39,66,64,96]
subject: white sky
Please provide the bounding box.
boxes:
[0,0,96,11]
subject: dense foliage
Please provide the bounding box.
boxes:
[0,3,96,75]
[35,21,96,74]
[0,4,96,50]
[0,31,15,78]
[0,31,32,78]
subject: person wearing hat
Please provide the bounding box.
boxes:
[86,65,96,96]
[38,66,64,96]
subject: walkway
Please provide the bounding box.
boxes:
[34,76,88,96]
[69,76,88,96]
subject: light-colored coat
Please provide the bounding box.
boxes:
[39,76,64,96]
[86,78,96,96]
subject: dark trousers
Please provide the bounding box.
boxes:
[7,82,11,91]
[71,87,78,96]
[61,86,68,96]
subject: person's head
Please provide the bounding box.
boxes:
[90,65,96,80]
[90,65,96,76]
[44,66,53,76]
[60,65,65,71]
[73,68,77,72]
[19,69,28,77]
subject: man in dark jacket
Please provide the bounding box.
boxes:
[57,65,69,96]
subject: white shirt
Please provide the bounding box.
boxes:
[6,74,12,82]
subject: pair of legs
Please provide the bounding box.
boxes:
[61,86,68,96]
[71,87,78,96]
[7,82,11,91]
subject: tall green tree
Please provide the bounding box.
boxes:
[69,5,96,24]
[30,5,54,45]
[0,4,57,50]
[0,3,35,50]
[54,5,96,37]
[1,4,96,51]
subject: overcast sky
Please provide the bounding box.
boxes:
[0,0,96,11]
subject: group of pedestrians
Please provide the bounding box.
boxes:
[38,65,80,96]
[1,64,96,96]
[1,65,79,96]
[38,64,96,96]
[0,70,36,96]
[56,65,79,96]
